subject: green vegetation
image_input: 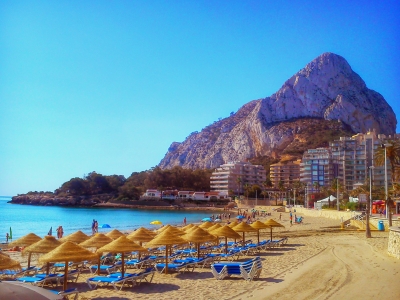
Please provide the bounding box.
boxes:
[25,167,214,201]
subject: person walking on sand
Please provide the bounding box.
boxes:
[279,213,282,220]
[6,233,9,243]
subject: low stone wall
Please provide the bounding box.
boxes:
[388,227,400,259]
[287,207,355,221]
[369,217,400,232]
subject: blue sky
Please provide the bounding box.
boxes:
[1,0,399,196]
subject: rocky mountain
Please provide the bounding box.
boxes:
[159,53,397,169]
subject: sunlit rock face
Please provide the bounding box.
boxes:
[159,53,397,170]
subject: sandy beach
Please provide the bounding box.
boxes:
[5,210,399,300]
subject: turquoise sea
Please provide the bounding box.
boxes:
[0,196,217,243]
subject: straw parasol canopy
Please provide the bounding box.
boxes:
[206,223,222,232]
[40,241,99,291]
[60,230,89,244]
[0,252,21,271]
[198,221,214,229]
[264,219,285,241]
[228,221,239,228]
[105,229,125,240]
[22,235,62,268]
[7,233,41,248]
[232,222,257,245]
[209,225,241,254]
[181,223,195,232]
[185,225,199,233]
[97,236,148,278]
[181,227,217,259]
[156,225,184,236]
[79,233,113,250]
[126,228,157,259]
[251,220,271,244]
[127,227,156,244]
[145,227,187,274]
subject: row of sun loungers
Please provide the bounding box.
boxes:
[86,267,155,290]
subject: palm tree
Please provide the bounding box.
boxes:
[236,177,242,196]
[243,183,250,199]
[374,139,400,226]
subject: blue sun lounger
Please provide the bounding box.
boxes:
[50,288,79,300]
[17,273,59,287]
[87,274,137,291]
[211,257,262,281]
[110,267,155,284]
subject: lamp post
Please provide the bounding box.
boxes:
[293,188,296,207]
[369,166,374,215]
[383,143,392,219]
[336,177,340,211]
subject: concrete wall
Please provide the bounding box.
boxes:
[388,227,400,259]
[285,207,355,221]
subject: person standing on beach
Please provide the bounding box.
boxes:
[6,233,9,243]
[183,217,186,226]
[279,213,282,220]
[91,220,96,235]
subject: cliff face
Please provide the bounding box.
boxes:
[159,53,397,169]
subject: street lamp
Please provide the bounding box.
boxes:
[369,166,374,215]
[293,188,296,207]
[336,177,340,211]
[382,143,392,219]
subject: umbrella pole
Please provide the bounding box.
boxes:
[28,252,31,268]
[242,232,245,246]
[165,245,168,274]
[257,230,260,245]
[197,243,200,259]
[97,256,101,275]
[46,262,50,275]
[64,260,68,291]
[225,237,228,254]
[270,228,273,241]
[139,242,142,260]
[121,253,125,278]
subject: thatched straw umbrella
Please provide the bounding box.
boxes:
[206,223,222,232]
[60,230,89,244]
[185,225,199,233]
[181,227,217,259]
[209,225,241,254]
[126,228,157,259]
[228,221,239,228]
[79,233,113,250]
[251,220,271,244]
[181,223,195,232]
[97,236,147,278]
[0,252,21,271]
[105,229,125,240]
[7,233,41,248]
[127,227,156,244]
[39,241,99,291]
[198,221,214,229]
[22,236,62,270]
[156,225,184,236]
[232,222,257,245]
[145,227,187,274]
[264,219,285,241]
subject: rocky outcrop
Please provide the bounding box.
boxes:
[159,53,397,169]
[10,194,107,206]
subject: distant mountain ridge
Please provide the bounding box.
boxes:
[159,53,397,169]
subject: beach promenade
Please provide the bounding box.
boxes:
[5,210,399,300]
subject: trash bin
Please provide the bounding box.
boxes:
[378,221,384,231]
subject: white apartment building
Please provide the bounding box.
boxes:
[330,130,391,191]
[300,148,336,192]
[210,161,266,195]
